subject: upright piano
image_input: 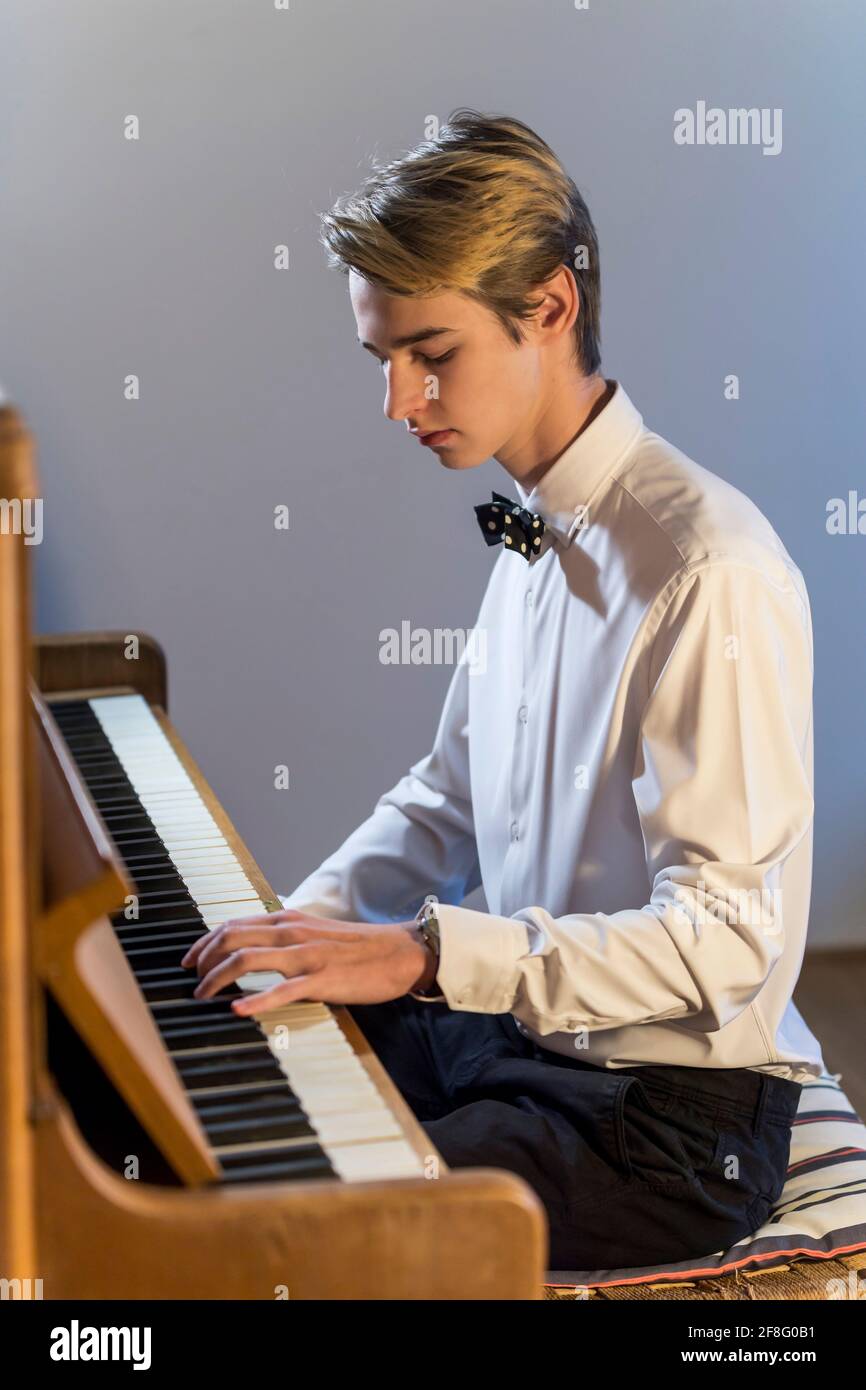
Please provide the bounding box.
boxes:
[0,402,545,1299]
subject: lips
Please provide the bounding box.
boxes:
[417,429,454,446]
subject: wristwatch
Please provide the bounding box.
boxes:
[408,894,446,1002]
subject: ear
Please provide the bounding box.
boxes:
[539,264,580,338]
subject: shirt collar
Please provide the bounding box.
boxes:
[512,379,644,551]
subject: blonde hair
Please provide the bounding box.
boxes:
[319,108,601,374]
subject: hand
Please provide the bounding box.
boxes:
[179,909,434,1015]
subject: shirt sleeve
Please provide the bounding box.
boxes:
[432,559,815,1032]
[278,645,482,924]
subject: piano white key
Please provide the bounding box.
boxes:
[329,1141,427,1182]
[146,808,218,821]
[200,907,267,928]
[167,849,236,866]
[190,890,260,907]
[180,874,257,892]
[161,835,229,850]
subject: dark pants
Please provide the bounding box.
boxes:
[347,996,802,1273]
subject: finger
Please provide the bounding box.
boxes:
[231,976,319,1015]
[180,926,219,969]
[183,923,286,975]
[207,908,327,931]
[180,921,339,971]
[225,909,366,941]
[193,944,321,1000]
[181,923,233,970]
[213,910,300,929]
[217,923,366,960]
[184,910,307,954]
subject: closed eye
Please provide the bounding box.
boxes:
[373,348,457,368]
[421,349,456,366]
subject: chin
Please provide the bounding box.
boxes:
[439,444,486,471]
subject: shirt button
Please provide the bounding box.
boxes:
[518,704,528,723]
[525,590,534,607]
[510,821,519,841]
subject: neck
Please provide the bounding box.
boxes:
[497,373,613,494]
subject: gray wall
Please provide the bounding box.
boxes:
[2,0,863,945]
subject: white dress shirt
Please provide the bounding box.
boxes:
[281,379,826,1083]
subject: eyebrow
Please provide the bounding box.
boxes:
[358,326,457,353]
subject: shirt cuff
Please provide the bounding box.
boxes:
[433,904,531,1012]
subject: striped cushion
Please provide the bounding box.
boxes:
[545,1070,866,1292]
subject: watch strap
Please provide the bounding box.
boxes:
[408,896,446,1002]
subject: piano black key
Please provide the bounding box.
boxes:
[114,914,206,936]
[122,872,189,893]
[112,885,198,903]
[217,1147,335,1183]
[80,787,137,807]
[111,902,203,926]
[83,789,148,811]
[96,807,154,825]
[63,756,122,772]
[105,829,175,852]
[135,961,210,981]
[50,713,102,730]
[84,798,149,818]
[161,1019,267,1050]
[74,753,126,770]
[123,901,207,922]
[192,1082,303,1117]
[125,943,206,971]
[114,929,203,952]
[76,755,129,773]
[84,788,139,804]
[205,1111,315,1145]
[80,759,133,777]
[152,998,252,1025]
[112,915,204,938]
[175,1048,288,1091]
[141,972,238,1004]
[122,849,182,869]
[206,1095,309,1128]
[116,882,193,903]
[109,833,201,853]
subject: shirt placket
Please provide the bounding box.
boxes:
[503,578,538,1038]
[501,579,535,916]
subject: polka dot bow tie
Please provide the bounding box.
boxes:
[473,490,546,562]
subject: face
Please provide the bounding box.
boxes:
[349,269,568,472]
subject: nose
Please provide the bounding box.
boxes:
[382,361,430,424]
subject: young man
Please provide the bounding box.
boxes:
[182,110,826,1272]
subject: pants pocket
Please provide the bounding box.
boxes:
[617,1077,721,1186]
[715,1119,793,1208]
